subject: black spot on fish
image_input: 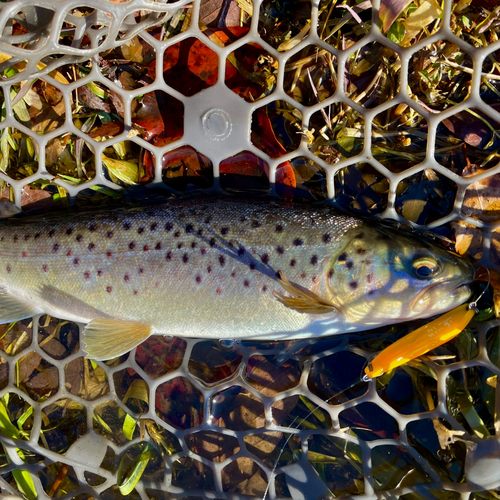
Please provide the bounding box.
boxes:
[311,255,318,266]
[252,220,261,228]
[300,272,306,279]
[106,286,113,293]
[165,222,173,232]
[24,235,30,240]
[76,235,83,242]
[88,243,95,251]
[66,228,73,235]
[177,243,183,249]
[244,279,250,287]
[89,224,97,232]
[138,227,144,234]
[262,285,268,292]
[209,238,216,247]
[133,290,139,295]
[195,275,202,284]
[276,246,284,254]
[185,224,194,234]
[52,244,60,253]
[204,216,212,224]
[216,288,222,295]
[240,216,247,222]
[207,265,212,273]
[155,242,162,250]
[357,248,366,255]
[293,238,303,246]
[123,222,131,230]
[275,270,282,278]
[346,261,353,269]
[221,227,229,235]
[355,233,364,239]
[276,225,283,232]
[138,267,144,274]
[6,265,11,273]
[73,258,79,266]
[174,231,180,238]
[231,271,236,278]
[151,223,158,231]
[129,242,136,250]
[323,233,332,243]
[35,233,40,240]
[338,253,347,262]
[182,253,189,263]
[97,270,103,276]
[200,248,207,255]
[328,269,334,279]
[368,290,376,295]
[250,262,256,270]
[261,253,270,264]
[191,242,197,249]
[144,245,150,252]
[166,251,172,261]
[366,274,372,283]
[13,235,18,242]
[84,272,90,279]
[219,255,226,266]
[312,275,318,283]
[197,228,203,236]
[238,247,245,256]
[349,281,358,289]
[107,231,113,238]
[290,259,296,267]
[124,274,130,282]
[48,230,55,237]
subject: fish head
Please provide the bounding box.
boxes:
[326,225,475,326]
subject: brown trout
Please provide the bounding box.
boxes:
[0,198,474,360]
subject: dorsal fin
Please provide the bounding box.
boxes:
[273,272,339,315]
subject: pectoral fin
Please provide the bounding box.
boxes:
[82,318,152,361]
[273,272,340,315]
[0,289,40,322]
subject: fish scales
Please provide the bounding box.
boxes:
[0,200,358,335]
[0,198,474,359]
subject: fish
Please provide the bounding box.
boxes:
[0,197,474,360]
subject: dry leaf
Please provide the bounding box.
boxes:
[462,169,500,222]
[121,36,143,63]
[402,0,442,46]
[451,221,483,260]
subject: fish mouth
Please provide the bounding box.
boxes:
[410,280,472,314]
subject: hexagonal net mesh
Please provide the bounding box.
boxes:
[0,0,499,498]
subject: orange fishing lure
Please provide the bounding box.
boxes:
[363,303,477,380]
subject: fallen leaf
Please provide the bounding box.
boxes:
[121,36,143,63]
[379,0,413,32]
[451,221,483,260]
[442,110,499,148]
[402,0,442,46]
[462,168,500,222]
[88,120,124,139]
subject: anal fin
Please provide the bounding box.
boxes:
[0,289,40,323]
[83,318,152,361]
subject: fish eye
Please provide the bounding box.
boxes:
[412,255,440,279]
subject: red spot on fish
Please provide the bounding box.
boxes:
[124,274,130,282]
[106,286,113,293]
[67,250,72,257]
[300,272,306,279]
[106,251,112,258]
[143,245,150,252]
[22,252,27,258]
[244,280,250,287]
[216,288,222,295]
[200,248,206,255]
[6,265,11,273]
[155,282,159,287]
[84,272,90,279]
[43,264,49,272]
[133,289,139,295]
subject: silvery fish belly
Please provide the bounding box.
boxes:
[0,198,474,360]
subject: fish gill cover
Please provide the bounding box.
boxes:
[0,0,499,499]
